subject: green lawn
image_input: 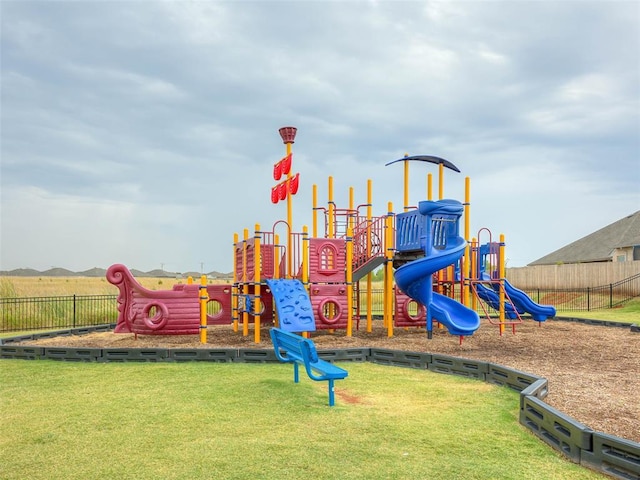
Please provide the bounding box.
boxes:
[559,297,640,323]
[0,361,603,480]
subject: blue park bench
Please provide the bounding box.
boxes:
[269,327,348,407]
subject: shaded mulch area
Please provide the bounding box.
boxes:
[15,318,640,443]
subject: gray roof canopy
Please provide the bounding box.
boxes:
[529,211,640,265]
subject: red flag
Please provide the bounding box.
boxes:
[278,181,288,200]
[281,153,292,175]
[273,161,282,181]
[289,173,300,195]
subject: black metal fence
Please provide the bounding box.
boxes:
[1,274,638,333]
[0,295,118,333]
[521,273,640,311]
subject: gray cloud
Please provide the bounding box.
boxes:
[1,0,638,272]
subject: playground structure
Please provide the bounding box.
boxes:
[107,126,555,343]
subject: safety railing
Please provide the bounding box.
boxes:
[0,295,118,333]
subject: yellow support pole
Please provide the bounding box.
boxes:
[438,162,444,200]
[427,173,433,201]
[273,233,280,328]
[471,237,478,312]
[366,179,373,333]
[274,234,281,279]
[199,274,208,344]
[302,226,309,285]
[499,233,506,336]
[302,225,310,339]
[254,223,261,343]
[328,176,334,238]
[242,228,249,337]
[384,202,394,337]
[232,232,239,333]
[349,186,354,212]
[346,225,353,337]
[463,177,471,307]
[312,184,318,238]
[403,157,410,212]
[286,142,293,279]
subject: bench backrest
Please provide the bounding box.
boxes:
[270,328,319,363]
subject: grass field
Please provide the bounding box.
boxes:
[0,276,231,298]
[0,361,603,480]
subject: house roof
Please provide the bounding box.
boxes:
[528,210,640,265]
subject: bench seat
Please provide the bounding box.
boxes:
[270,327,348,406]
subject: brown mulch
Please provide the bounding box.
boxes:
[15,319,640,443]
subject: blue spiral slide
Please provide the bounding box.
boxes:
[395,235,480,337]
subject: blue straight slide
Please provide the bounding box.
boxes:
[395,236,480,337]
[500,280,556,322]
[475,283,521,319]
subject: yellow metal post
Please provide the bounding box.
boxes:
[274,234,281,279]
[347,186,354,337]
[273,233,280,328]
[328,176,334,238]
[384,202,394,337]
[254,223,261,343]
[286,142,293,278]
[471,237,478,312]
[278,127,297,279]
[302,226,309,285]
[438,163,444,200]
[242,228,249,337]
[499,234,506,336]
[346,226,353,337]
[427,173,433,201]
[232,232,239,333]
[302,225,310,339]
[199,275,208,344]
[366,179,373,333]
[312,184,318,238]
[463,177,471,307]
[404,157,410,212]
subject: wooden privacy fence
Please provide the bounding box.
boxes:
[507,262,640,291]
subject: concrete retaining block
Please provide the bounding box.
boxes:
[318,348,370,363]
[581,432,640,480]
[235,349,278,363]
[520,395,593,463]
[487,364,541,391]
[100,348,170,362]
[0,345,43,360]
[519,378,549,410]
[428,353,488,379]
[42,347,102,362]
[169,348,237,362]
[369,348,432,368]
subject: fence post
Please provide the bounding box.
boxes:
[609,284,613,308]
[587,287,590,311]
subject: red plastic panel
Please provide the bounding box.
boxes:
[308,238,346,283]
[309,284,349,330]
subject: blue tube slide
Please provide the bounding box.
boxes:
[394,236,480,336]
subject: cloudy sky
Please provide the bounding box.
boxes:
[1,1,638,274]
